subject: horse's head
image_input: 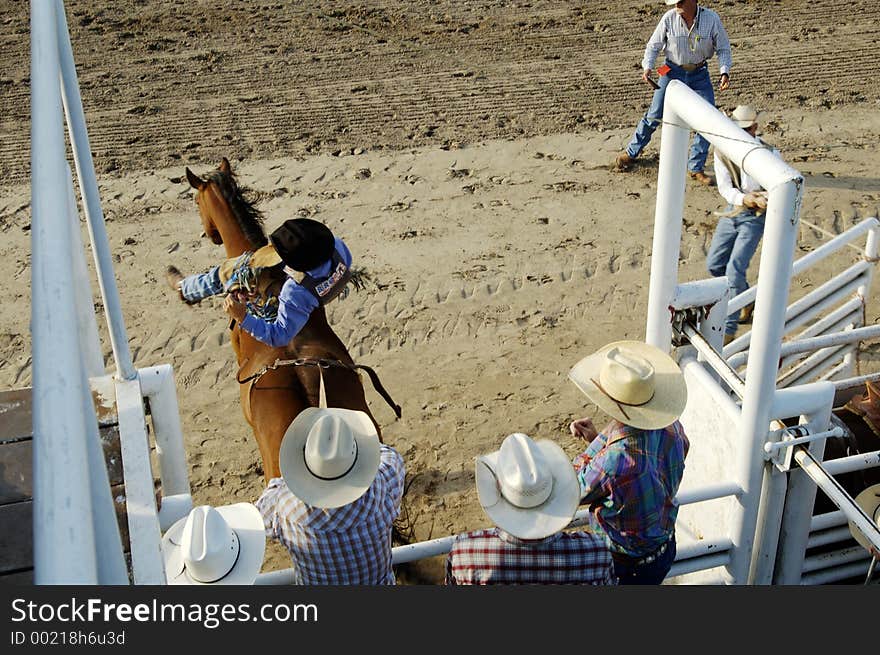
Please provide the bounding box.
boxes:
[185,158,230,246]
[184,157,268,257]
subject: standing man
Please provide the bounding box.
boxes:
[615,0,732,186]
[707,105,776,344]
[445,432,615,585]
[255,406,405,584]
[567,341,690,585]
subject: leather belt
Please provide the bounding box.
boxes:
[678,61,707,72]
[612,539,670,567]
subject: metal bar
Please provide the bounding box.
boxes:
[806,527,853,549]
[727,216,879,314]
[680,322,746,398]
[30,0,100,584]
[800,560,876,585]
[667,552,731,578]
[833,371,880,391]
[811,510,846,532]
[138,365,191,498]
[777,344,848,388]
[764,427,845,455]
[820,449,880,476]
[115,378,166,584]
[793,446,880,553]
[802,545,870,573]
[675,482,743,506]
[776,324,880,365]
[54,0,135,381]
[645,87,690,350]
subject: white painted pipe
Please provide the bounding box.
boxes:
[731,179,804,585]
[764,426,844,455]
[675,482,742,506]
[795,297,862,340]
[727,216,879,314]
[820,449,880,476]
[801,545,871,573]
[794,446,880,554]
[667,553,731,578]
[669,277,729,310]
[777,326,861,373]
[785,262,870,326]
[778,344,848,388]
[807,527,854,550]
[725,270,868,357]
[158,493,193,533]
[645,89,690,350]
[770,381,836,419]
[66,164,104,378]
[675,537,733,560]
[811,511,846,532]
[30,0,100,584]
[834,371,880,391]
[800,560,875,585]
[138,365,191,497]
[54,0,135,381]
[680,323,746,398]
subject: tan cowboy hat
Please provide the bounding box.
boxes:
[731,105,759,129]
[475,433,580,540]
[279,407,381,509]
[569,340,687,430]
[848,483,880,552]
[162,504,266,585]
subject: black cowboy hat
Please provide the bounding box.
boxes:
[269,218,335,272]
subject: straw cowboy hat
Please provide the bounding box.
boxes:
[475,432,580,540]
[162,503,266,585]
[848,483,880,552]
[279,407,381,509]
[731,105,759,129]
[569,340,687,430]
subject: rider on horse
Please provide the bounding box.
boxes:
[167,218,353,347]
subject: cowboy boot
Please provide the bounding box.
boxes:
[738,302,755,324]
[165,265,195,304]
[615,152,635,172]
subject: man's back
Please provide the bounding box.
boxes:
[445,527,615,585]
[256,444,405,584]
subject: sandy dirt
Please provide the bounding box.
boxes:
[2,1,879,582]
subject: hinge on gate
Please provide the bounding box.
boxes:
[763,425,846,472]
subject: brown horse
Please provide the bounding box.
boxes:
[183,157,398,483]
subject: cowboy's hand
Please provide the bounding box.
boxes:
[641,69,652,86]
[570,417,598,443]
[743,192,765,210]
[718,73,730,91]
[223,295,247,322]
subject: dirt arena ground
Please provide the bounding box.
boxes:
[2,1,879,583]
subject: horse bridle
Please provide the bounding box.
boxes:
[237,356,402,419]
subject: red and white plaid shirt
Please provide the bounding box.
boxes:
[444,527,616,585]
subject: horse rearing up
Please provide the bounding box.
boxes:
[183,157,395,484]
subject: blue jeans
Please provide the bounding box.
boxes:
[624,62,715,173]
[706,208,766,335]
[180,266,224,303]
[612,537,677,585]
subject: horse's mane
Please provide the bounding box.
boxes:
[204,168,268,249]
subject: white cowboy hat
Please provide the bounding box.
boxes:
[279,407,381,509]
[569,340,687,430]
[731,105,759,129]
[162,503,266,585]
[475,433,580,540]
[848,483,880,552]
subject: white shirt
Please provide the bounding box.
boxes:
[713,139,780,207]
[642,6,732,75]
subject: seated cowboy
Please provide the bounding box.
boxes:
[166,218,352,348]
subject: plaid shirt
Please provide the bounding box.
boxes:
[573,420,689,559]
[444,527,616,585]
[255,444,404,585]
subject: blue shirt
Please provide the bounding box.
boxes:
[240,237,352,347]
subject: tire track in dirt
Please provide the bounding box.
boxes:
[3,1,878,186]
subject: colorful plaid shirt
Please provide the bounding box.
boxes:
[255,444,404,585]
[573,420,689,559]
[444,527,616,585]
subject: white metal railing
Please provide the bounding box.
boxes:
[29,0,191,585]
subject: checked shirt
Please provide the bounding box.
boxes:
[573,419,689,559]
[256,444,405,585]
[445,527,616,585]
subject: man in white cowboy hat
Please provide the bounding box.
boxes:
[707,104,779,344]
[615,0,732,187]
[162,503,266,585]
[567,340,689,585]
[445,432,615,585]
[254,406,405,584]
